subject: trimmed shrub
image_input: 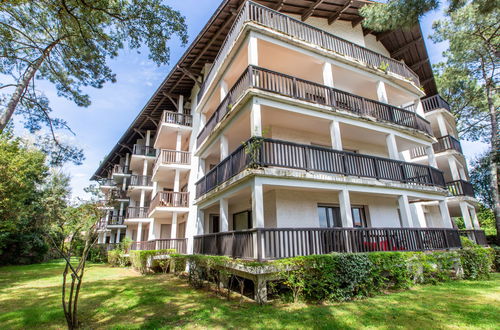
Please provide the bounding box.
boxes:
[492,246,500,272]
[129,249,176,274]
[107,249,130,267]
[458,246,493,279]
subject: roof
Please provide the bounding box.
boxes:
[92,0,437,180]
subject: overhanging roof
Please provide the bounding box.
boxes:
[92,0,438,180]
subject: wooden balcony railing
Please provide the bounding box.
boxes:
[422,95,451,113]
[459,230,487,245]
[193,227,462,261]
[156,149,191,166]
[108,215,124,225]
[446,180,475,197]
[198,1,420,102]
[129,175,152,187]
[133,144,157,157]
[196,138,445,198]
[130,238,187,253]
[126,206,150,219]
[112,164,130,175]
[150,191,189,210]
[162,110,193,127]
[410,135,463,158]
[197,66,431,146]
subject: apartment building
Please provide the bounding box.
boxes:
[92,0,485,259]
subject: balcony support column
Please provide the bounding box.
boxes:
[140,190,146,208]
[173,169,180,192]
[143,158,148,176]
[439,200,453,228]
[437,115,448,137]
[147,219,155,240]
[459,201,474,229]
[248,34,259,66]
[376,80,388,104]
[469,206,480,229]
[146,130,151,147]
[97,232,104,244]
[329,120,343,150]
[171,213,178,239]
[197,209,205,235]
[152,182,157,200]
[220,198,229,232]
[250,101,262,137]
[447,157,461,181]
[338,189,353,227]
[252,180,264,228]
[178,95,184,114]
[220,135,228,161]
[137,222,143,242]
[426,145,437,168]
[110,230,115,244]
[411,203,426,228]
[119,201,124,217]
[322,62,334,87]
[220,80,228,101]
[414,98,425,117]
[116,228,121,243]
[386,133,400,160]
[398,195,414,227]
[198,158,206,177]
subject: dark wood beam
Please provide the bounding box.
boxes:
[420,77,434,86]
[301,0,324,21]
[351,16,363,28]
[162,92,179,111]
[146,115,159,128]
[118,143,133,153]
[274,0,285,11]
[390,36,422,57]
[176,65,201,86]
[363,27,372,36]
[328,0,353,25]
[133,128,145,139]
[410,58,429,71]
[376,30,392,41]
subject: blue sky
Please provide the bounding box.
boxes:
[13,0,488,199]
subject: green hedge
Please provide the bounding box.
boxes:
[129,249,177,274]
[107,249,130,267]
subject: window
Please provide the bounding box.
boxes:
[233,210,252,230]
[209,214,220,233]
[318,206,342,228]
[352,207,367,227]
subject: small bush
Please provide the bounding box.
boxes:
[129,249,176,274]
[458,246,493,280]
[491,246,500,272]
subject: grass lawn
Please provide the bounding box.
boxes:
[0,260,499,329]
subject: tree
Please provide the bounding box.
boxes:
[469,151,494,210]
[0,0,188,163]
[431,3,499,240]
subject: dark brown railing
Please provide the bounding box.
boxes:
[130,238,187,253]
[197,66,431,146]
[126,206,150,219]
[410,135,463,158]
[193,227,462,260]
[112,164,130,175]
[129,175,152,187]
[196,138,445,198]
[133,144,157,157]
[150,191,189,210]
[198,1,420,102]
[156,149,191,166]
[446,180,475,197]
[162,111,193,127]
[422,95,450,113]
[459,230,487,246]
[108,215,124,225]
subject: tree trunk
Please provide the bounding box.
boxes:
[0,42,58,132]
[486,83,500,242]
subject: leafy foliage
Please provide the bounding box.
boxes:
[469,151,494,209]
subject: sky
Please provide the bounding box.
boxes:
[11,0,489,200]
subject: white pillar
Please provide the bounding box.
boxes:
[197,209,205,235]
[171,213,178,238]
[338,189,353,227]
[398,195,414,227]
[414,98,425,117]
[146,130,151,147]
[175,131,182,151]
[119,202,124,217]
[148,220,155,240]
[322,62,334,87]
[142,158,148,176]
[252,180,264,228]
[248,35,259,66]
[376,80,388,104]
[110,230,116,243]
[198,158,206,177]
[386,133,399,160]
[411,203,426,228]
[329,120,342,150]
[178,95,184,114]
[436,115,448,137]
[448,157,461,181]
[469,206,480,229]
[459,201,473,229]
[220,198,229,232]
[137,222,143,242]
[152,181,158,199]
[220,135,228,161]
[458,165,467,181]
[220,80,228,101]
[139,189,146,208]
[173,169,180,192]
[116,228,121,243]
[439,200,453,228]
[250,101,262,137]
[426,145,437,167]
[98,232,104,244]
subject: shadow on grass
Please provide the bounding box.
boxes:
[0,262,499,329]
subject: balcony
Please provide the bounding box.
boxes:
[162,110,192,127]
[152,149,191,180]
[198,1,420,103]
[410,135,463,158]
[459,230,487,245]
[112,164,130,177]
[129,175,153,187]
[196,138,445,198]
[126,206,150,219]
[108,189,129,202]
[193,227,462,261]
[422,95,451,113]
[155,111,193,150]
[108,215,125,226]
[99,178,116,188]
[149,191,189,216]
[446,180,475,197]
[132,144,156,157]
[130,238,187,253]
[197,66,432,147]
